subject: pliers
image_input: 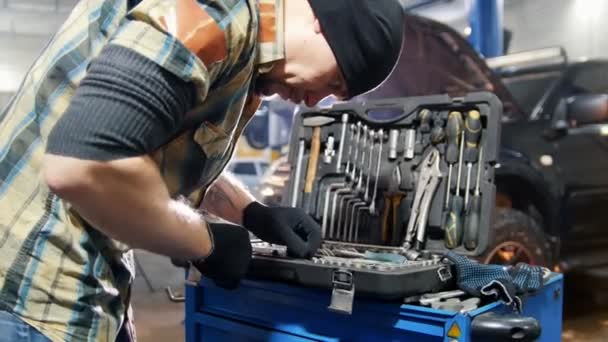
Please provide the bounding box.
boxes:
[404,147,443,250]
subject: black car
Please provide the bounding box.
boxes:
[490,52,608,270]
[362,14,608,269]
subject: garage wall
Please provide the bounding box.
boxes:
[504,0,608,59]
[0,34,51,92]
[2,0,605,109]
[0,0,470,109]
[0,0,75,107]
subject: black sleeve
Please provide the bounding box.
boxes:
[46,44,196,161]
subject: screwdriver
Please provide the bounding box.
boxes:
[430,117,445,145]
[464,147,483,250]
[419,109,432,133]
[444,111,463,209]
[444,133,465,249]
[464,110,482,207]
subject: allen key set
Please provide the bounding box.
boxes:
[248,93,502,311]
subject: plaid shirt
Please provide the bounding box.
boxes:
[0,0,283,341]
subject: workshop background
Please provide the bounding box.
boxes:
[1,0,607,341]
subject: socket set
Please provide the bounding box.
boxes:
[252,241,442,270]
[247,93,502,312]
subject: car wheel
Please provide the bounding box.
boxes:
[480,208,552,267]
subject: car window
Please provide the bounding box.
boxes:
[260,163,269,174]
[570,63,608,94]
[541,62,608,119]
[359,15,525,120]
[231,162,257,175]
[502,71,562,115]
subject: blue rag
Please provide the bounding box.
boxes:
[445,251,545,312]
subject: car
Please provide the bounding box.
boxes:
[260,14,608,271]
[360,14,608,270]
[253,156,291,206]
[487,51,608,271]
[226,158,269,190]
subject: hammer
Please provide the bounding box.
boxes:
[302,115,336,213]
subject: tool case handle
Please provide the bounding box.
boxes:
[319,92,502,165]
[330,94,453,125]
[471,312,541,342]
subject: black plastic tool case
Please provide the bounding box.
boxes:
[247,92,502,307]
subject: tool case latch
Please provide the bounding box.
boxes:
[437,265,453,282]
[328,269,355,315]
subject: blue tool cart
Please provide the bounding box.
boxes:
[184,273,563,342]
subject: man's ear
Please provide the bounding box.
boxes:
[313,18,323,34]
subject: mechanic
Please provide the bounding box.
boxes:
[0,0,403,341]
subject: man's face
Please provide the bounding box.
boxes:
[256,19,348,107]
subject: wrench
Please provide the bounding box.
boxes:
[343,200,357,240]
[315,123,356,219]
[350,122,363,181]
[363,129,376,201]
[335,113,349,172]
[348,202,366,241]
[290,139,306,207]
[404,147,443,250]
[327,123,361,237]
[322,182,345,238]
[346,129,376,241]
[344,124,356,175]
[337,194,358,239]
[335,124,367,239]
[419,289,466,305]
[369,129,384,215]
[330,188,353,239]
[355,125,369,191]
[342,126,369,234]
[352,130,379,241]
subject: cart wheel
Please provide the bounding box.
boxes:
[481,208,552,267]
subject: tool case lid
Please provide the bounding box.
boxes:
[282,92,502,257]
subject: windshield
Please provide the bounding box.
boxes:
[501,71,562,115]
[360,15,525,119]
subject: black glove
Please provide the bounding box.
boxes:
[243,201,322,258]
[190,223,252,289]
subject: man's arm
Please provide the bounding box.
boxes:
[192,146,321,260]
[44,154,212,260]
[203,172,322,259]
[201,173,256,226]
[42,45,212,260]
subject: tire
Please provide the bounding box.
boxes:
[479,208,553,267]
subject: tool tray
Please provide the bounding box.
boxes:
[247,92,502,309]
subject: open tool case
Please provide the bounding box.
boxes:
[247,92,502,313]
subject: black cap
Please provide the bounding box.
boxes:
[308,0,404,98]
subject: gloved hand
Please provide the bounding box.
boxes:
[243,201,322,258]
[187,222,252,289]
[445,251,522,311]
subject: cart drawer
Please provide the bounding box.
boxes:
[190,312,317,342]
[185,275,564,342]
[187,279,452,342]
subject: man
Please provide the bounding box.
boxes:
[0,0,403,341]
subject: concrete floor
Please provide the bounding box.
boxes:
[562,270,608,341]
[132,288,185,342]
[132,250,185,342]
[131,250,608,341]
